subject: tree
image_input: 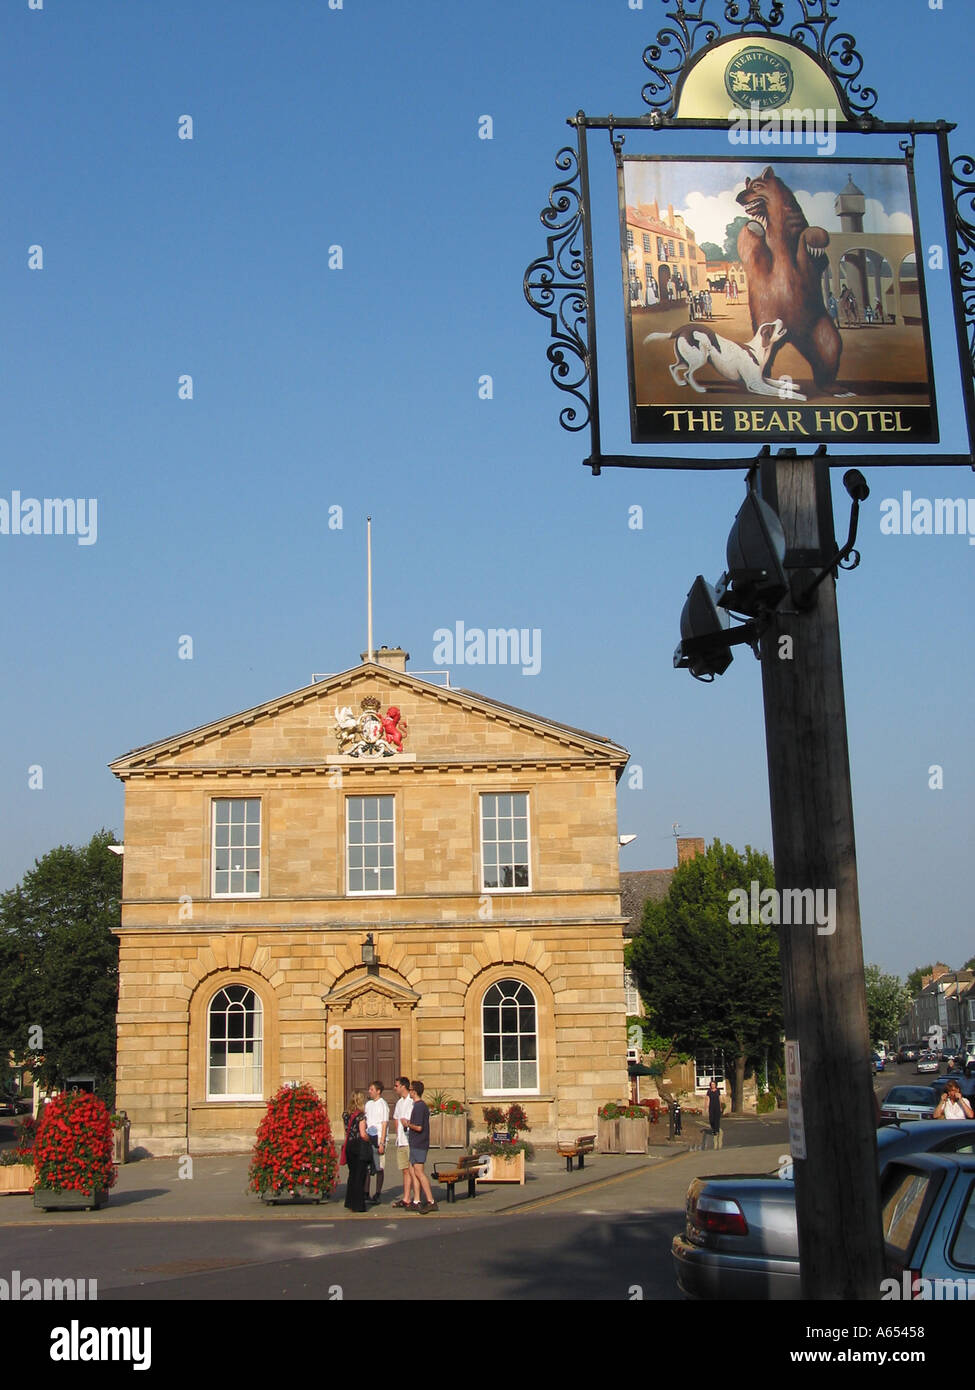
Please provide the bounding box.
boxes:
[905,963,934,997]
[724,216,751,261]
[0,831,121,1106]
[863,964,911,1046]
[700,240,724,262]
[626,839,782,1112]
[964,957,975,973]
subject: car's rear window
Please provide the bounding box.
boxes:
[948,1180,975,1269]
[881,1165,941,1264]
[884,1087,936,1105]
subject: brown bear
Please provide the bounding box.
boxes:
[736,166,842,392]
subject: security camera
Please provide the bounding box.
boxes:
[842,469,869,503]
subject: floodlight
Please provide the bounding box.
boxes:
[674,576,734,680]
[716,490,788,616]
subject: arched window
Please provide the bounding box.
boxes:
[207,985,263,1099]
[482,979,538,1093]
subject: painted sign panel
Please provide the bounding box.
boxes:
[785,1038,806,1161]
[619,156,937,446]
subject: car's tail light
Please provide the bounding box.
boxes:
[691,1194,748,1236]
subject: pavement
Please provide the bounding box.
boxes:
[0,1114,790,1226]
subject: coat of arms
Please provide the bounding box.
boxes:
[333,696,408,757]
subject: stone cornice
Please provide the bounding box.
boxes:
[113,755,621,781]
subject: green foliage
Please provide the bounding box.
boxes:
[906,963,934,997]
[864,964,911,1045]
[756,1092,777,1114]
[723,216,750,261]
[700,241,725,262]
[627,839,782,1083]
[0,830,121,1107]
[469,1138,535,1160]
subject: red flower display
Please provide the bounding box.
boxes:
[248,1084,339,1200]
[33,1092,117,1194]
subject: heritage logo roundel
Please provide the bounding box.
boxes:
[724,46,794,111]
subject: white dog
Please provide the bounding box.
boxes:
[643,318,805,400]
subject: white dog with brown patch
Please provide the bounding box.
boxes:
[643,318,805,400]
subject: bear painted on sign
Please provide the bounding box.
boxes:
[736,166,843,392]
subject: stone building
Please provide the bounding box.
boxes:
[109,647,631,1154]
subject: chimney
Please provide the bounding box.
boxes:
[361,645,409,674]
[677,836,705,865]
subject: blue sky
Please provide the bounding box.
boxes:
[1,0,971,981]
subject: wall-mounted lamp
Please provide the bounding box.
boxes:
[361,933,376,966]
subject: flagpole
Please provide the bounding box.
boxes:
[366,516,374,663]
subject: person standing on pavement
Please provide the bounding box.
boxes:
[707,1080,724,1149]
[391,1076,414,1210]
[402,1080,437,1212]
[342,1091,370,1213]
[363,1080,389,1206]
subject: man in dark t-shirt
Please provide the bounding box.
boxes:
[402,1080,437,1212]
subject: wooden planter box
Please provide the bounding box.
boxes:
[620,1117,649,1154]
[112,1124,130,1165]
[0,1163,34,1195]
[597,1117,621,1153]
[441,1113,468,1148]
[33,1185,109,1212]
[428,1112,444,1148]
[476,1150,525,1185]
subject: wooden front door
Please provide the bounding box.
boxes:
[344,1029,400,1102]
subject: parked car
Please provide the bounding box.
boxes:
[871,1053,886,1072]
[671,1120,975,1299]
[879,1084,938,1123]
[0,1092,19,1117]
[881,1153,975,1296]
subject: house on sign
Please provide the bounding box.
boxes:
[109,646,631,1154]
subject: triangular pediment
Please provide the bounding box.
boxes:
[109,664,628,777]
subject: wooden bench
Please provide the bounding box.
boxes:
[556,1134,596,1173]
[433,1154,482,1203]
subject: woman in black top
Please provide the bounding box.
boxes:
[707,1080,723,1137]
[343,1091,370,1213]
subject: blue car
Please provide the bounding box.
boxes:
[882,1153,975,1296]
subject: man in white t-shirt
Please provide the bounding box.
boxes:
[390,1076,414,1209]
[363,1081,390,1205]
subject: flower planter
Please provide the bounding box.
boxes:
[33,1185,108,1212]
[260,1189,327,1205]
[597,1117,621,1153]
[476,1150,525,1185]
[428,1112,444,1149]
[442,1113,468,1148]
[0,1163,34,1195]
[112,1123,130,1165]
[620,1116,648,1154]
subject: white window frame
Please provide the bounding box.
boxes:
[482,978,540,1095]
[346,794,396,896]
[211,797,262,898]
[206,985,263,1100]
[479,792,531,893]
